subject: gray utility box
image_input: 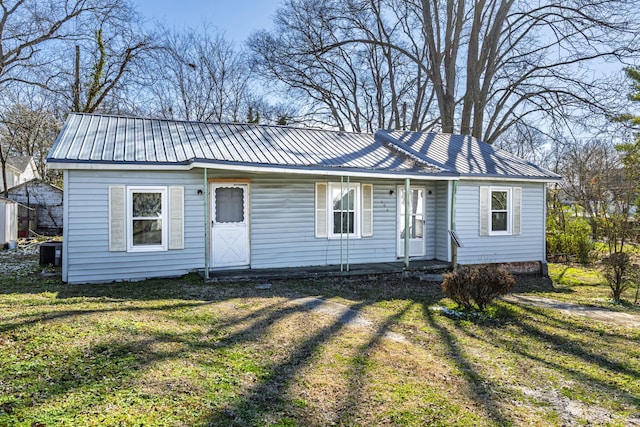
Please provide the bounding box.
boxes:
[40,241,62,266]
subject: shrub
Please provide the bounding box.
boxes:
[442,264,516,311]
[546,216,594,264]
[601,252,637,302]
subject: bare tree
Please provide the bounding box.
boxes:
[0,103,60,191]
[0,0,133,91]
[249,0,436,132]
[250,0,640,140]
[30,2,154,115]
[559,138,622,240]
[71,28,151,113]
[495,122,553,166]
[144,25,255,123]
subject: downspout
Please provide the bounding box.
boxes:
[204,168,210,279]
[451,180,458,271]
[404,178,410,269]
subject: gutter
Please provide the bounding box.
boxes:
[46,159,560,183]
[46,159,460,181]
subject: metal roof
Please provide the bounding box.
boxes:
[376,130,560,180]
[48,113,559,181]
[48,113,445,177]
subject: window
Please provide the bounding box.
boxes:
[315,182,373,239]
[109,185,183,252]
[330,183,359,238]
[215,187,245,223]
[128,187,168,251]
[490,189,509,233]
[479,186,521,236]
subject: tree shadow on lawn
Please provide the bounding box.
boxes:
[2,294,345,423]
[499,303,640,383]
[423,307,514,426]
[200,278,448,425]
[3,272,586,424]
[2,274,448,425]
[329,300,415,425]
[508,301,638,341]
[450,301,640,418]
[511,273,574,295]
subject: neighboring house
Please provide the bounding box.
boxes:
[47,113,560,284]
[1,156,40,192]
[7,179,64,236]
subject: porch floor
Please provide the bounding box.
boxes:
[203,259,451,282]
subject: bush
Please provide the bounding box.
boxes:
[546,216,594,264]
[601,252,636,302]
[442,264,516,311]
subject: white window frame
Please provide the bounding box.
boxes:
[127,186,168,252]
[489,186,512,236]
[328,182,361,239]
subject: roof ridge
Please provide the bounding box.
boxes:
[375,130,455,173]
[67,112,375,137]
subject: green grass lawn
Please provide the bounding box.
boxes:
[545,263,640,311]
[1,253,639,426]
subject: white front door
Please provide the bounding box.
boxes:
[397,186,426,257]
[211,183,250,268]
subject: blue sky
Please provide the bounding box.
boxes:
[134,0,283,45]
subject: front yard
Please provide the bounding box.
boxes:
[1,250,639,426]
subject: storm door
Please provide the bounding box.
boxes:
[397,186,426,257]
[210,183,249,267]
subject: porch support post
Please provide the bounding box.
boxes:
[340,176,344,272]
[450,180,458,271]
[346,176,350,272]
[404,178,410,269]
[204,168,210,279]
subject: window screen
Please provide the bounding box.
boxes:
[215,187,244,223]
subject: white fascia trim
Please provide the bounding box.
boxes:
[49,160,460,181]
[460,175,561,183]
[47,162,192,171]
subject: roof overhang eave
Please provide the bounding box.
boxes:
[459,173,562,183]
[46,158,460,181]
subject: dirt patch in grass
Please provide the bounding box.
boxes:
[503,294,640,327]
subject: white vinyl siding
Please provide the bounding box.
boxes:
[66,171,202,284]
[252,177,395,269]
[434,181,450,261]
[457,181,544,264]
[64,169,545,283]
[423,183,436,259]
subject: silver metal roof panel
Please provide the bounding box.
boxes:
[377,130,559,180]
[48,113,558,181]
